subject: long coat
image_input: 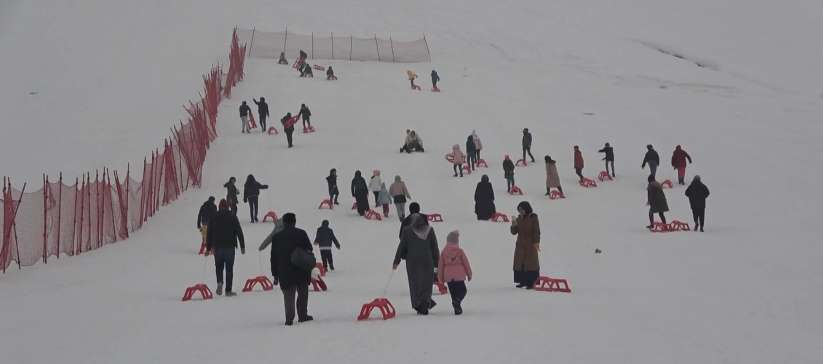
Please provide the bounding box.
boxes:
[270,225,314,288]
[685,181,710,211]
[511,214,540,272]
[671,149,692,168]
[473,181,496,220]
[647,182,669,213]
[351,176,369,213]
[574,150,584,169]
[545,162,561,188]
[394,225,440,310]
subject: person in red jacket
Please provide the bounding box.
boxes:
[671,145,693,185]
[573,145,585,182]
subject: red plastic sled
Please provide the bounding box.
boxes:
[434,281,448,295]
[365,209,383,221]
[432,86,440,92]
[311,277,328,292]
[668,220,691,232]
[198,242,207,255]
[534,276,571,293]
[181,283,214,302]
[262,210,278,222]
[515,159,528,167]
[427,213,443,223]
[509,185,524,195]
[463,163,472,174]
[357,298,397,321]
[549,190,565,200]
[313,65,326,71]
[242,276,274,292]
[579,178,597,188]
[598,171,613,182]
[661,180,673,188]
[267,126,279,135]
[490,212,510,223]
[444,153,455,163]
[412,85,422,91]
[303,125,316,134]
[248,113,258,129]
[476,159,488,168]
[318,199,333,209]
[315,262,326,277]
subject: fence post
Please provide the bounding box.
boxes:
[331,32,334,59]
[71,178,78,256]
[374,34,380,62]
[56,173,62,259]
[248,27,256,57]
[283,26,288,55]
[350,36,353,61]
[311,32,314,59]
[423,34,431,62]
[390,36,396,63]
[43,174,47,263]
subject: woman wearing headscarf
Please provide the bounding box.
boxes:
[473,175,496,220]
[393,214,440,315]
[510,201,540,289]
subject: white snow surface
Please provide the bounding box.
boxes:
[2,1,823,363]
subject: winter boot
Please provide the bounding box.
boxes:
[216,283,223,296]
[429,299,437,310]
[453,302,463,315]
[298,315,314,323]
[225,291,237,297]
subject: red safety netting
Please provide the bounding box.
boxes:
[1,28,246,273]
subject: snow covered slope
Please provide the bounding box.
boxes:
[2,1,822,363]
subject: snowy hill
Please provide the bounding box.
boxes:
[2,1,823,363]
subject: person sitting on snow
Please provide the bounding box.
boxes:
[278,52,288,65]
[300,63,313,78]
[401,130,424,153]
[326,66,337,80]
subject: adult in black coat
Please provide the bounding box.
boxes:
[351,170,370,216]
[685,175,710,232]
[393,213,440,315]
[197,196,217,248]
[642,144,660,179]
[206,200,245,296]
[253,97,269,133]
[326,168,340,205]
[598,142,615,177]
[281,113,295,148]
[399,202,428,239]
[474,175,496,220]
[298,104,312,129]
[243,174,268,223]
[223,177,239,216]
[503,156,516,193]
[522,128,535,163]
[466,135,477,171]
[269,213,314,325]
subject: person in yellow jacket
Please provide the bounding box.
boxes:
[406,70,419,89]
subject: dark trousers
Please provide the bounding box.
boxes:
[214,247,236,292]
[329,187,339,204]
[320,249,334,270]
[285,128,294,147]
[514,270,538,287]
[649,209,667,226]
[575,167,584,181]
[446,281,467,306]
[259,114,267,132]
[605,160,615,176]
[373,191,380,206]
[523,147,535,162]
[248,195,259,222]
[302,115,311,128]
[506,176,514,192]
[692,207,705,228]
[281,284,309,322]
[467,152,477,171]
[453,163,463,177]
[649,163,658,179]
[229,201,238,216]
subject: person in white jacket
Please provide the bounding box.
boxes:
[471,131,482,161]
[369,170,383,206]
[451,144,465,177]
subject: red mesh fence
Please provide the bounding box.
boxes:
[1,29,246,273]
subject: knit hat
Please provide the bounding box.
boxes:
[447,230,459,244]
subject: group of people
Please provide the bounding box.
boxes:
[345,169,413,221]
[279,50,337,80]
[406,69,440,90]
[239,97,314,149]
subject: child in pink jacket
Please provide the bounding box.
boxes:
[438,230,473,315]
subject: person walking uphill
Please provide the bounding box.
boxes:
[239,101,252,133]
[685,175,710,232]
[474,175,496,220]
[431,69,440,89]
[369,170,383,206]
[573,145,585,182]
[206,199,245,296]
[281,112,297,148]
[522,128,535,163]
[197,196,217,249]
[503,155,515,193]
[223,177,239,216]
[511,201,540,289]
[646,176,669,229]
[377,182,393,218]
[438,230,472,315]
[253,97,269,133]
[326,169,340,205]
[642,144,660,179]
[471,131,482,160]
[298,104,312,129]
[314,220,341,271]
[243,174,268,223]
[389,175,412,221]
[351,170,370,216]
[451,144,466,177]
[393,213,440,315]
[399,202,429,239]
[466,135,477,171]
[544,155,563,195]
[269,213,314,326]
[671,145,693,185]
[598,142,615,177]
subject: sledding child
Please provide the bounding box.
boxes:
[437,230,473,315]
[377,182,393,218]
[313,220,341,271]
[451,144,465,177]
[407,70,419,89]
